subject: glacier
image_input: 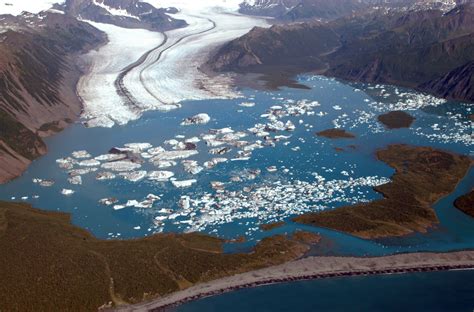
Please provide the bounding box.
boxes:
[78,0,268,127]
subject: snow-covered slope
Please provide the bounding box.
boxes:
[0,0,63,15]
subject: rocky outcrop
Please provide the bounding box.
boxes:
[0,12,105,183]
[421,61,474,102]
[209,4,474,103]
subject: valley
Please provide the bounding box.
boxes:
[0,1,473,311]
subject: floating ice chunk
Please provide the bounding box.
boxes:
[204,157,228,169]
[68,176,82,185]
[96,172,116,180]
[101,160,141,172]
[72,150,91,159]
[182,160,203,175]
[119,170,147,182]
[205,138,226,147]
[151,160,177,168]
[285,120,296,131]
[333,105,342,110]
[126,200,140,207]
[211,181,225,190]
[99,197,118,206]
[150,150,198,161]
[33,179,55,187]
[171,179,197,188]
[157,208,172,214]
[185,137,201,144]
[61,189,75,196]
[179,196,191,209]
[113,205,127,210]
[181,113,211,126]
[231,157,250,161]
[124,143,152,151]
[239,102,255,107]
[147,146,166,155]
[209,147,231,155]
[148,171,174,181]
[266,166,278,173]
[165,139,180,146]
[95,154,126,161]
[78,159,101,167]
[69,168,98,176]
[211,127,234,135]
[56,157,76,169]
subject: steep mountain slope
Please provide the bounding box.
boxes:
[0,12,105,183]
[209,4,474,102]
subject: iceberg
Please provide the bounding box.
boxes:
[181,113,211,126]
[171,179,197,188]
[100,161,141,172]
[148,171,175,181]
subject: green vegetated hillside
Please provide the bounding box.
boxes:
[0,201,309,311]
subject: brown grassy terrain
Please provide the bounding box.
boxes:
[377,111,415,129]
[292,231,322,245]
[0,202,309,311]
[454,189,474,218]
[260,221,285,231]
[294,145,472,239]
[315,129,355,139]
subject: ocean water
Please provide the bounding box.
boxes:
[0,75,472,257]
[174,270,474,312]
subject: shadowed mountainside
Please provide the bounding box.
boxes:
[0,12,105,183]
[210,4,474,103]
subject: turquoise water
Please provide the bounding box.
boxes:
[174,270,474,312]
[0,75,472,257]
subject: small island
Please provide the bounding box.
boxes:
[316,129,356,139]
[294,144,472,239]
[260,221,285,231]
[454,190,474,218]
[378,111,415,129]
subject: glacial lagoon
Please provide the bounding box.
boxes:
[0,75,472,256]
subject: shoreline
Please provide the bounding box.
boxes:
[113,250,474,312]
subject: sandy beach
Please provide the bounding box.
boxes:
[113,250,474,311]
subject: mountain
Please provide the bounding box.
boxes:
[239,0,469,20]
[60,0,186,31]
[0,12,105,183]
[209,3,474,102]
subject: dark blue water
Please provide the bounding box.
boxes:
[0,75,472,256]
[175,269,474,312]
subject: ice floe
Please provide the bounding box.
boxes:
[171,179,197,188]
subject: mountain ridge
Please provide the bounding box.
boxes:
[209,3,474,103]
